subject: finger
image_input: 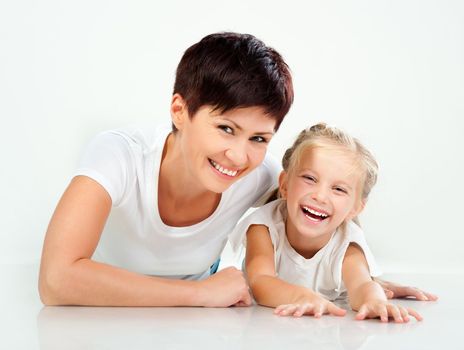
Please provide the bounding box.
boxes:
[409,288,429,301]
[355,304,369,320]
[423,292,439,301]
[406,307,423,321]
[241,288,253,306]
[274,305,285,314]
[327,302,347,317]
[313,304,324,318]
[279,304,299,316]
[233,300,250,307]
[398,306,410,323]
[274,304,294,315]
[387,304,403,323]
[384,289,395,299]
[294,303,310,317]
[379,305,389,323]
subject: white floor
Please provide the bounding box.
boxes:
[1,264,461,350]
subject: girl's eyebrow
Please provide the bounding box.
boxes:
[334,181,353,191]
[220,118,275,136]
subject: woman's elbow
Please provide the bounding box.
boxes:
[38,266,68,305]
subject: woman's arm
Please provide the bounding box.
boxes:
[374,277,438,301]
[342,244,422,322]
[245,224,345,317]
[39,176,251,307]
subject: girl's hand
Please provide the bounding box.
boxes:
[274,293,346,318]
[355,300,422,322]
[375,278,438,301]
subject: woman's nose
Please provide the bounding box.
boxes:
[225,141,248,167]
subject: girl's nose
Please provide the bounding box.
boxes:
[311,186,328,203]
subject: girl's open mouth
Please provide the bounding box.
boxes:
[301,205,329,222]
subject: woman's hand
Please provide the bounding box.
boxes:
[375,278,438,301]
[274,291,346,318]
[355,299,422,322]
[197,267,252,307]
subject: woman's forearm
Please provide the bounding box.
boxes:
[39,258,202,306]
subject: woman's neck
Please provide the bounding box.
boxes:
[160,133,206,200]
[157,132,221,226]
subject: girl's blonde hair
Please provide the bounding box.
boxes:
[282,123,378,200]
[268,123,378,215]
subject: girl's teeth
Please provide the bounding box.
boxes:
[305,215,321,222]
[303,206,328,218]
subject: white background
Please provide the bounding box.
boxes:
[1,0,463,273]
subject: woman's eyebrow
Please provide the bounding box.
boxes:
[221,118,275,135]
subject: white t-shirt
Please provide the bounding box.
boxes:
[74,124,280,280]
[230,199,382,300]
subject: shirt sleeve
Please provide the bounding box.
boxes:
[73,131,135,207]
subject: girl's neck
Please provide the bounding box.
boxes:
[285,219,333,259]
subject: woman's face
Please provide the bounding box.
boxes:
[174,101,276,194]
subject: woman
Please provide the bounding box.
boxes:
[39,32,434,307]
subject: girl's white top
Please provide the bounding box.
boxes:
[74,124,280,280]
[230,199,382,300]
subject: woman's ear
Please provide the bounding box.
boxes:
[278,171,288,199]
[170,93,189,131]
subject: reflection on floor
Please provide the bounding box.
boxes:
[1,264,459,350]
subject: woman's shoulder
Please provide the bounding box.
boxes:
[106,123,171,153]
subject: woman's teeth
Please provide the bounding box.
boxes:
[209,159,238,177]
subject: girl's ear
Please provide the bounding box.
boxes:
[170,93,189,131]
[278,171,288,199]
[348,199,366,221]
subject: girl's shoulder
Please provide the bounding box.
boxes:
[229,199,286,251]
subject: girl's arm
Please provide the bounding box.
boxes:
[342,244,422,322]
[39,176,251,307]
[245,224,345,317]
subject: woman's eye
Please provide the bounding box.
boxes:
[219,125,234,134]
[334,187,347,194]
[250,135,267,143]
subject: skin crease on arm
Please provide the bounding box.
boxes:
[245,224,345,316]
[38,176,251,307]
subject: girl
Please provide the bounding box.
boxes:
[231,123,427,322]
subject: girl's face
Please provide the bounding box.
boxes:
[280,147,364,249]
[173,98,276,194]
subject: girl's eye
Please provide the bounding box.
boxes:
[250,135,268,143]
[219,125,234,134]
[303,175,316,183]
[334,187,347,194]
